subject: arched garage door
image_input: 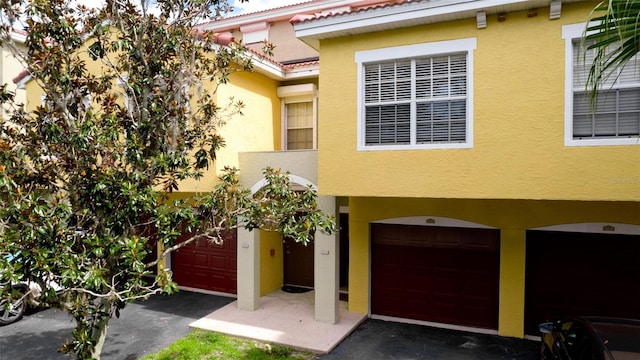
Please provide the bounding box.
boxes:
[172,229,237,294]
[371,223,500,329]
[525,230,640,335]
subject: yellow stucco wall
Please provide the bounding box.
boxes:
[23,39,281,194]
[1,43,27,119]
[317,2,639,202]
[179,70,281,192]
[260,229,284,295]
[347,196,640,337]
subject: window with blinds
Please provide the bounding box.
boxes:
[286,101,315,150]
[363,53,468,146]
[572,40,640,139]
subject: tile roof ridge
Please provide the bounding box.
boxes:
[245,46,285,68]
[290,0,413,24]
[198,0,319,28]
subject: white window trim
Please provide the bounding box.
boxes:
[241,21,270,44]
[355,37,476,151]
[278,84,318,150]
[562,22,640,146]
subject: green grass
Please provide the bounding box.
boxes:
[142,330,316,360]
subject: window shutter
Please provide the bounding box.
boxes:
[618,89,640,135]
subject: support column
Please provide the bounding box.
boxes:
[314,196,339,324]
[237,225,260,311]
[498,229,526,338]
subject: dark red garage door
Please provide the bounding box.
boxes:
[372,224,500,329]
[525,230,640,335]
[172,229,237,294]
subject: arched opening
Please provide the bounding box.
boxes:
[249,175,318,293]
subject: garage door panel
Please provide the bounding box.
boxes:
[210,255,229,269]
[372,224,499,329]
[525,230,640,335]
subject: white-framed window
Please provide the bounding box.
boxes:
[562,23,640,146]
[278,84,317,150]
[241,22,269,45]
[355,38,476,151]
[284,100,315,150]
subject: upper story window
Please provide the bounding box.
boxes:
[277,84,317,150]
[563,23,640,146]
[241,22,270,44]
[355,38,476,151]
[285,100,315,150]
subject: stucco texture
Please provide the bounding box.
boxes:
[317,2,639,202]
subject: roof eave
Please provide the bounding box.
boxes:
[294,0,580,42]
[283,64,319,80]
[251,56,319,81]
[198,0,362,32]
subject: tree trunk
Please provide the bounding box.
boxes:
[89,301,112,360]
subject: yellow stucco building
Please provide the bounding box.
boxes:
[16,0,640,341]
[293,0,640,338]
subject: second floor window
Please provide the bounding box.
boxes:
[278,83,317,150]
[563,23,640,146]
[356,38,476,151]
[285,100,315,150]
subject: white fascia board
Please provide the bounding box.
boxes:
[10,31,26,43]
[251,57,319,81]
[283,65,319,80]
[251,56,286,80]
[295,0,530,39]
[198,0,359,31]
[16,74,31,89]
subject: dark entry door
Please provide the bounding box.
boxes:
[283,237,314,288]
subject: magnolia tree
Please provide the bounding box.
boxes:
[0,0,334,358]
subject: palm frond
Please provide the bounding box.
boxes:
[585,0,640,99]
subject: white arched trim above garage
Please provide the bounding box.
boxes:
[531,222,640,235]
[372,216,496,229]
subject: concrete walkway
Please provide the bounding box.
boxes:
[189,289,367,354]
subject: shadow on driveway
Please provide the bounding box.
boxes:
[318,319,539,360]
[1,291,539,360]
[0,290,234,360]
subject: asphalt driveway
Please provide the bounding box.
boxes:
[319,319,539,360]
[0,290,538,360]
[0,290,234,360]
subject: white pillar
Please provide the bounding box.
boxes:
[314,196,339,324]
[237,225,260,311]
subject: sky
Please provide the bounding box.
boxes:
[230,0,309,15]
[70,0,308,16]
[6,0,308,28]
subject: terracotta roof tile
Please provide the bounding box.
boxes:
[290,0,414,24]
[199,0,319,28]
[282,59,319,69]
[13,68,30,84]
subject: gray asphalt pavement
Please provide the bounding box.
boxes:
[319,319,539,360]
[0,290,538,360]
[0,290,234,360]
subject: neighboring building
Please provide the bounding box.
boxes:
[285,0,640,339]
[2,29,27,119]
